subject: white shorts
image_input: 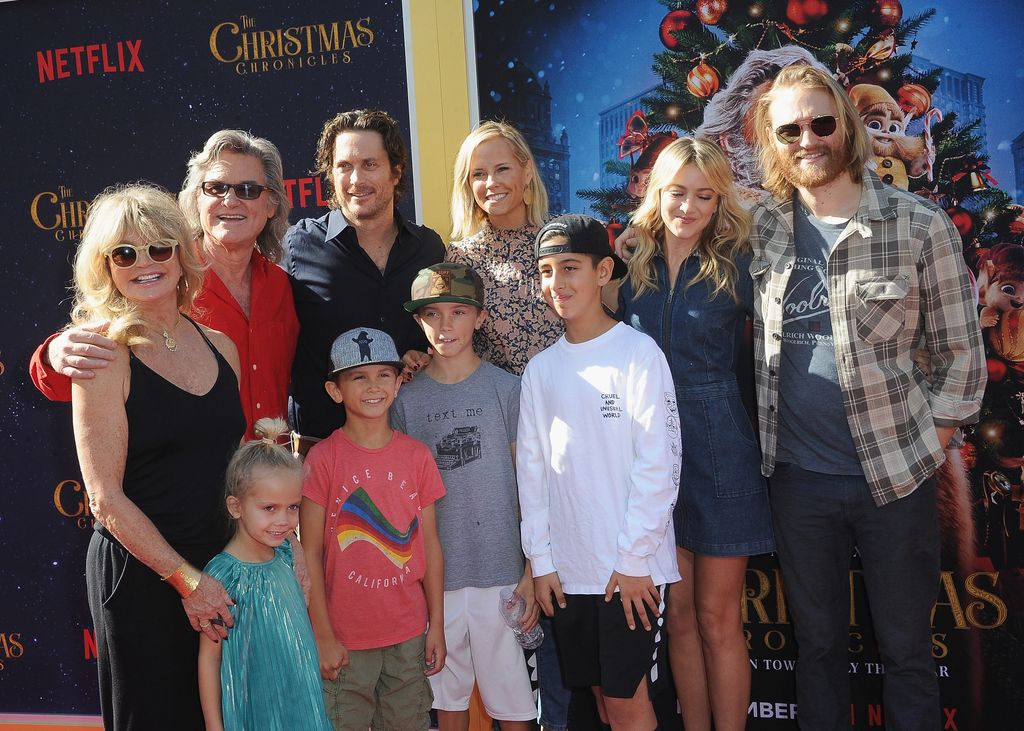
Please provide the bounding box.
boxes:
[429,585,537,720]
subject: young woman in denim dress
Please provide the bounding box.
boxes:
[616,137,774,731]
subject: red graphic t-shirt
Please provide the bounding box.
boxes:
[303,428,445,650]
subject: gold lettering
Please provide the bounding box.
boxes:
[30,191,60,230]
[356,16,374,46]
[964,572,1008,629]
[282,27,302,56]
[743,569,772,623]
[931,632,949,659]
[932,571,969,629]
[209,22,241,63]
[319,22,340,52]
[54,479,88,518]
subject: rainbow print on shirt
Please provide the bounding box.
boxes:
[336,487,418,569]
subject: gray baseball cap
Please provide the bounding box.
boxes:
[328,327,405,376]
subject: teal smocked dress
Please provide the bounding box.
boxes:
[204,541,331,731]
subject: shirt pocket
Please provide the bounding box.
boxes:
[855,274,909,343]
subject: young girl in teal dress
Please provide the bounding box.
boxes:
[198,418,331,731]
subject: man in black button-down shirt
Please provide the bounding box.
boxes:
[283,109,445,443]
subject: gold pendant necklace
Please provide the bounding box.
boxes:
[161,316,181,352]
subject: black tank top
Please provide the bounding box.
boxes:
[95,316,245,555]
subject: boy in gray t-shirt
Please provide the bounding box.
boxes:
[390,263,537,729]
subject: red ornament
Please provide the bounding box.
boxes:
[696,0,728,26]
[896,83,931,118]
[946,206,975,240]
[872,0,903,28]
[687,61,720,98]
[659,9,694,50]
[786,0,829,26]
[1008,205,1024,236]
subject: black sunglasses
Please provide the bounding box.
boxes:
[106,240,179,269]
[201,181,268,200]
[774,115,838,145]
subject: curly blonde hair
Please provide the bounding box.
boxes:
[627,137,750,302]
[71,183,204,345]
[450,121,548,241]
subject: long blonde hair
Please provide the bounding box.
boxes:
[71,183,204,345]
[628,137,750,302]
[753,64,872,201]
[450,121,548,241]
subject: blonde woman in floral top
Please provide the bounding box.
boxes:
[445,121,563,377]
[408,121,570,731]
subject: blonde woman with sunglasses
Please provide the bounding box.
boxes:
[69,183,246,730]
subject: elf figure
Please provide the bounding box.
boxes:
[848,83,933,189]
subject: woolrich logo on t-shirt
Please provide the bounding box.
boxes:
[336,488,418,569]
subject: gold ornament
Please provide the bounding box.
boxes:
[687,61,720,98]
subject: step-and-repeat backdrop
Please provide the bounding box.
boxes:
[0,0,413,721]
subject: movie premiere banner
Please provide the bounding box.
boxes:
[0,0,416,721]
[471,1,1023,730]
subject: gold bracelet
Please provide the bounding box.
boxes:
[162,562,202,598]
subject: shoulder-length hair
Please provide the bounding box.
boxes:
[627,136,751,302]
[72,183,204,345]
[450,120,548,241]
[179,129,290,262]
[753,64,872,201]
[313,109,409,206]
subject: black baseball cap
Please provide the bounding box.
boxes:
[534,214,627,280]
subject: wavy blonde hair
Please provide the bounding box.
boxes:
[178,129,290,263]
[627,137,750,302]
[71,183,204,345]
[450,121,548,241]
[753,64,872,201]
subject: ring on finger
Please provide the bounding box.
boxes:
[199,620,211,628]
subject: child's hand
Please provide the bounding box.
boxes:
[318,637,348,681]
[605,571,661,631]
[533,572,566,618]
[400,348,432,382]
[515,571,541,632]
[423,624,446,676]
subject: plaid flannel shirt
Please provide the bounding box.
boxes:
[749,171,985,506]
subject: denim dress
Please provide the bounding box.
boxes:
[620,250,775,556]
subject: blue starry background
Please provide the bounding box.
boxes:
[0,0,409,713]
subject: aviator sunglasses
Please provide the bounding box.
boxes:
[201,181,268,199]
[774,115,838,145]
[106,240,179,269]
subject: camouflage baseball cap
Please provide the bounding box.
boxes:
[404,262,485,312]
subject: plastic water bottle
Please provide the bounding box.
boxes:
[498,587,545,649]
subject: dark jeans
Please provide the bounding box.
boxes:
[770,464,941,731]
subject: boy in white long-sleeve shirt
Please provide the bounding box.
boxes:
[517,214,681,731]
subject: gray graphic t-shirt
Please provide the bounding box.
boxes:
[776,201,862,475]
[390,361,524,590]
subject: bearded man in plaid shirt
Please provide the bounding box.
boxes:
[748,64,985,731]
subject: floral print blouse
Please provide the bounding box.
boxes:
[446,222,563,377]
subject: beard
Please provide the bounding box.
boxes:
[780,143,850,190]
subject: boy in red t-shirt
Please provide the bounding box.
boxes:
[300,327,446,731]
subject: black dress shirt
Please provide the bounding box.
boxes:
[282,208,445,438]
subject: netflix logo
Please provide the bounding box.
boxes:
[36,40,144,84]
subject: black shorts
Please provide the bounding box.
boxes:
[549,590,667,699]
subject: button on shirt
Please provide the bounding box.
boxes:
[282,208,445,439]
[748,171,986,506]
